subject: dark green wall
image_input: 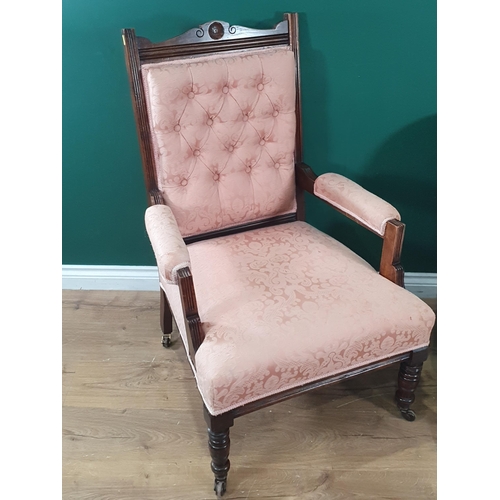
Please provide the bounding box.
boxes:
[63,0,436,272]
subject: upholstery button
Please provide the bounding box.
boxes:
[242,114,249,122]
[274,162,280,169]
[259,139,265,146]
[207,118,213,126]
[174,124,181,132]
[193,149,200,157]
[245,166,252,173]
[180,179,188,186]
[213,173,220,181]
[188,91,195,99]
[273,110,279,117]
[257,83,264,91]
[222,86,229,94]
[227,145,234,152]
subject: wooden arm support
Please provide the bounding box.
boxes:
[295,161,318,192]
[379,219,405,287]
[295,162,406,287]
[149,188,165,206]
[177,267,205,366]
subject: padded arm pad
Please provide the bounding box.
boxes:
[145,205,191,284]
[314,173,400,236]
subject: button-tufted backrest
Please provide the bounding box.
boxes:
[141,46,297,238]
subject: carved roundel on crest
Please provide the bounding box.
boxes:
[209,22,224,40]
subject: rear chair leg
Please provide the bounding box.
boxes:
[160,288,173,348]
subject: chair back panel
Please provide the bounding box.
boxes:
[140,46,297,238]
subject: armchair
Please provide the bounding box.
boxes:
[122,13,435,498]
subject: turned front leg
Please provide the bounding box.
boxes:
[395,361,423,421]
[204,406,233,498]
[208,428,230,497]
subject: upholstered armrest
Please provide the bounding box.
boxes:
[145,205,191,284]
[314,173,400,236]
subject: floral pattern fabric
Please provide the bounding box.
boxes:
[141,47,297,238]
[314,173,401,236]
[145,205,190,284]
[171,221,436,415]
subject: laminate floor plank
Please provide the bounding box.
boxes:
[62,290,437,499]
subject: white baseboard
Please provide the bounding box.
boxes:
[404,273,437,299]
[62,265,436,298]
[62,265,160,292]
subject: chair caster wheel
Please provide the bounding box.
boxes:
[214,479,226,498]
[399,408,416,421]
[161,334,172,348]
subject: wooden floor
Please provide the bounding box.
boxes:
[62,290,437,500]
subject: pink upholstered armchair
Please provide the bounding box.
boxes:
[122,13,435,498]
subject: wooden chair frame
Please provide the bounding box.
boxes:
[122,13,428,497]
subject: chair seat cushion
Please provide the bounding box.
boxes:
[161,221,435,415]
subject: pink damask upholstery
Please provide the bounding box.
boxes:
[158,221,435,416]
[145,205,190,284]
[314,173,400,236]
[141,47,297,237]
